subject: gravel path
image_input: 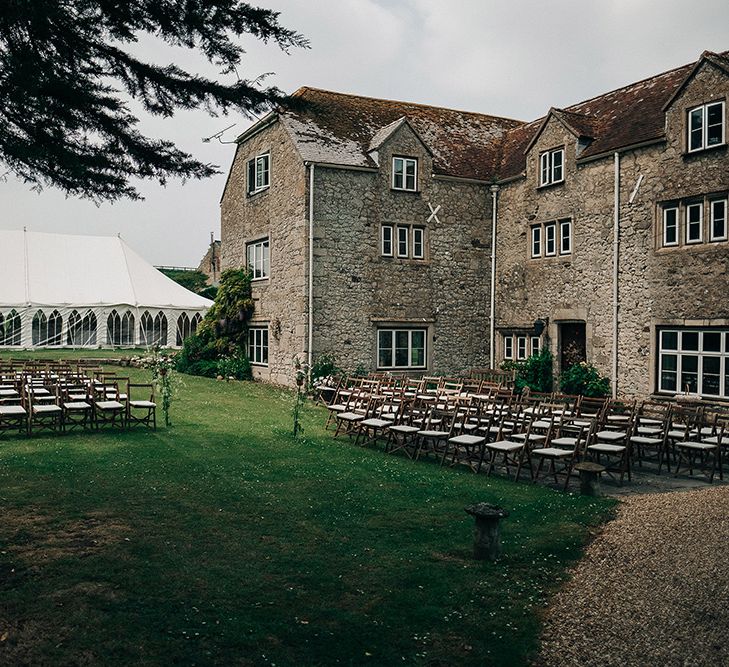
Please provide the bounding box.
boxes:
[539,486,729,667]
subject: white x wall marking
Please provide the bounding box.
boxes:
[427,202,441,224]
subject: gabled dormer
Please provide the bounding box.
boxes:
[367,116,434,194]
[663,51,729,157]
[524,108,596,189]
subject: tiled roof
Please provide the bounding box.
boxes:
[279,88,522,181]
[497,50,729,180]
[264,50,728,184]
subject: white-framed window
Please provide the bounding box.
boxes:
[248,327,269,366]
[246,238,270,279]
[531,336,541,356]
[539,147,565,186]
[392,157,417,191]
[531,219,572,258]
[687,101,725,153]
[377,328,426,369]
[710,199,728,241]
[397,226,409,257]
[504,336,514,360]
[545,223,556,256]
[412,227,424,259]
[384,225,426,259]
[516,336,528,360]
[381,225,393,256]
[531,225,542,258]
[658,328,729,398]
[662,206,679,247]
[686,203,703,244]
[247,152,270,194]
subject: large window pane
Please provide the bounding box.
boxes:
[660,354,678,392]
[701,356,721,396]
[661,330,678,350]
[703,331,721,352]
[681,331,699,351]
[378,331,393,368]
[395,331,409,367]
[680,355,698,393]
[411,331,425,367]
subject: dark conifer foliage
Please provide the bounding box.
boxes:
[0,1,307,200]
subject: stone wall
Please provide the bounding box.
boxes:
[497,60,729,398]
[312,122,493,375]
[221,120,308,385]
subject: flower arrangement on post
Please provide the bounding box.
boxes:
[142,348,181,427]
[292,354,310,437]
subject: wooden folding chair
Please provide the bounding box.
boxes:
[127,382,157,429]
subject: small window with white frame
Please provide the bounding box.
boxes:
[539,147,564,186]
[383,225,426,260]
[687,101,725,153]
[662,206,679,247]
[392,157,418,191]
[710,199,727,241]
[531,219,572,259]
[246,238,270,279]
[377,328,426,369]
[412,227,425,259]
[545,223,556,256]
[531,336,541,356]
[397,226,409,257]
[248,326,269,366]
[559,219,572,254]
[247,152,270,194]
[516,336,528,360]
[686,202,703,244]
[531,225,542,258]
[504,336,514,360]
[381,225,393,256]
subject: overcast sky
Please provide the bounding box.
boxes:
[1,0,727,267]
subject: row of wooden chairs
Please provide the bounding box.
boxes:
[323,383,728,487]
[0,372,156,436]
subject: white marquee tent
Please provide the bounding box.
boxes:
[0,230,213,349]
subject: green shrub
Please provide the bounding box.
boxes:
[309,353,341,386]
[217,354,252,381]
[560,362,611,397]
[176,270,255,379]
[502,349,553,393]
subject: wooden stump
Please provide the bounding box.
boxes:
[574,462,606,497]
[464,503,509,561]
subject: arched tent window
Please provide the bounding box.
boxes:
[47,310,63,346]
[1,310,21,346]
[107,310,121,345]
[121,311,134,345]
[153,311,168,346]
[67,310,82,346]
[176,313,191,346]
[140,311,153,346]
[191,313,202,335]
[32,310,47,346]
[82,310,97,346]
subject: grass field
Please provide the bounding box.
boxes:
[0,353,615,665]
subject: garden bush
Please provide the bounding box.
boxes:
[176,269,254,380]
[502,349,554,393]
[560,361,611,397]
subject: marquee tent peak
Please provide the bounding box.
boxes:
[0,229,212,310]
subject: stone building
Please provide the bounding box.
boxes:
[221,50,729,400]
[196,236,222,286]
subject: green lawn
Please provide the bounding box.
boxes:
[0,354,614,665]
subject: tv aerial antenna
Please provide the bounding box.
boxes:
[202,123,237,144]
